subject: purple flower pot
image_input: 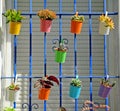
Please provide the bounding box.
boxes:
[98,84,112,98]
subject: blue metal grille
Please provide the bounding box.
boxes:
[1,0,119,111]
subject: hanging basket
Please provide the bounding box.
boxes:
[9,22,22,35]
[69,84,82,99]
[55,49,67,63]
[40,19,52,33]
[70,20,83,34]
[6,88,19,101]
[99,22,110,35]
[98,84,112,98]
[38,88,51,100]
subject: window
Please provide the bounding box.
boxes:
[1,0,120,111]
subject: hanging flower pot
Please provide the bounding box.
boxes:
[69,78,82,99]
[38,88,51,100]
[98,78,116,98]
[98,84,112,98]
[37,9,57,33]
[34,75,59,100]
[40,20,52,32]
[98,14,114,35]
[55,48,67,63]
[71,21,83,34]
[6,83,20,101]
[3,9,25,35]
[9,22,22,35]
[70,12,85,34]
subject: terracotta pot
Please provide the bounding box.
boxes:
[9,22,22,35]
[99,22,110,35]
[70,20,83,34]
[40,20,52,33]
[98,84,112,98]
[38,88,51,100]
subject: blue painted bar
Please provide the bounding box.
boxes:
[88,0,93,111]
[103,0,109,110]
[29,0,33,110]
[59,0,63,108]
[13,0,17,108]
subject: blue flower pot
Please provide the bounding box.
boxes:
[69,84,82,99]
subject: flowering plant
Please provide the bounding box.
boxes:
[8,82,20,91]
[71,12,85,22]
[37,9,57,20]
[100,78,116,88]
[99,14,114,29]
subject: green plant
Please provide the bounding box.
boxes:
[71,12,85,22]
[3,107,15,111]
[100,78,116,87]
[34,75,59,89]
[37,9,57,20]
[8,82,20,91]
[3,9,25,23]
[70,78,82,87]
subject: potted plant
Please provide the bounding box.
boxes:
[99,14,114,35]
[37,9,57,33]
[54,39,68,63]
[3,9,25,35]
[70,12,85,34]
[3,107,15,111]
[69,77,82,99]
[6,82,20,101]
[98,78,116,98]
[34,75,59,100]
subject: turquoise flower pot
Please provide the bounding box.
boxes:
[69,84,82,99]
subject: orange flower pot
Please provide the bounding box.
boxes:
[70,20,83,34]
[38,88,51,100]
[9,22,22,35]
[40,20,52,33]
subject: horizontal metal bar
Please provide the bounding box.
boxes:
[2,12,118,16]
[1,75,119,79]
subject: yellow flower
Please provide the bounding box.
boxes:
[99,14,114,29]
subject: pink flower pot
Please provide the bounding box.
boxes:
[40,20,52,33]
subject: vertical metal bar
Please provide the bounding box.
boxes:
[73,0,78,111]
[13,0,17,108]
[59,0,62,108]
[103,0,109,110]
[29,0,33,111]
[44,1,47,111]
[88,0,93,110]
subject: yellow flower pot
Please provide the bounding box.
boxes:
[9,22,22,35]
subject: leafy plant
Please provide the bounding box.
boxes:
[8,82,20,91]
[3,9,25,23]
[3,107,15,111]
[70,78,82,87]
[37,9,57,20]
[34,75,59,89]
[99,14,114,29]
[100,78,116,87]
[71,12,85,22]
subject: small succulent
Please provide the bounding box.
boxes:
[71,12,85,22]
[99,14,114,29]
[100,78,116,87]
[8,83,20,91]
[3,9,25,23]
[34,75,59,89]
[57,40,67,52]
[70,78,82,87]
[37,9,57,20]
[3,107,15,111]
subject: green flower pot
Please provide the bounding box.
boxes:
[55,50,67,63]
